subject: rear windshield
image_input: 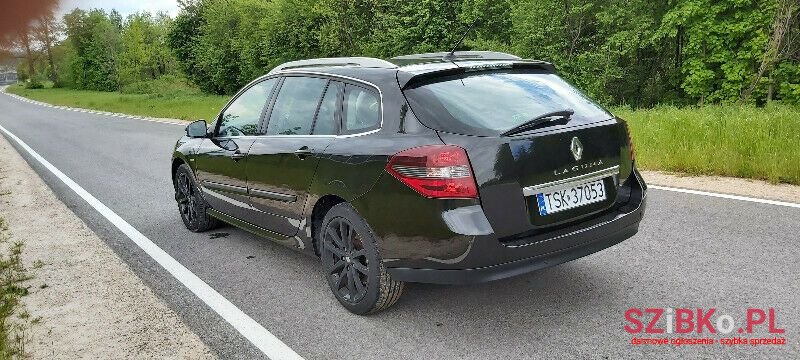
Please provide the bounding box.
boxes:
[403,71,612,136]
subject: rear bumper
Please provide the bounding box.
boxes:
[385,168,647,284]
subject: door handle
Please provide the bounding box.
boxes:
[230,151,246,161]
[294,146,313,159]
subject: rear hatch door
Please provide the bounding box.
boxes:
[402,68,633,238]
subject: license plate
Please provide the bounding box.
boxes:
[536,179,607,216]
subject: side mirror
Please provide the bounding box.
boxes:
[186,120,208,138]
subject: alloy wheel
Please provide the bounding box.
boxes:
[321,217,369,304]
[176,172,197,223]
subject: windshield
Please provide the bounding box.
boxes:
[403,71,612,136]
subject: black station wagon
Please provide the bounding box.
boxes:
[171,51,647,314]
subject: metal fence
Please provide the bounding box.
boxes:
[0,72,18,85]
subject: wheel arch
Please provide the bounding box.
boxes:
[309,194,347,256]
[171,155,190,183]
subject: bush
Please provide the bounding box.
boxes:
[52,78,70,89]
[25,79,44,89]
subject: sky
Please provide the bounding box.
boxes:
[57,0,181,18]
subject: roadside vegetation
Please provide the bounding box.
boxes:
[7,82,799,185]
[618,105,800,185]
[6,0,798,107]
[6,77,227,121]
[0,216,34,359]
[2,0,799,184]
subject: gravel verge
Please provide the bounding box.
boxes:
[642,170,800,204]
[0,134,216,359]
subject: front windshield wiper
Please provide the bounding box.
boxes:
[501,109,574,137]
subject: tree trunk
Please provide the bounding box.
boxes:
[767,76,774,102]
[739,0,795,104]
[675,26,684,69]
[21,32,34,79]
[41,18,57,82]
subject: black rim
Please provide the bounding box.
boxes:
[176,172,198,224]
[322,217,369,304]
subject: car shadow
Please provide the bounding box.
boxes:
[214,221,620,320]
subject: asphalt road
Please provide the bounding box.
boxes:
[1,92,798,359]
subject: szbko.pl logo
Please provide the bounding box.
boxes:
[624,307,787,346]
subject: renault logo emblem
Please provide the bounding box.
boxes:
[570,137,583,161]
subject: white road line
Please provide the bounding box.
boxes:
[0,124,304,360]
[650,185,800,209]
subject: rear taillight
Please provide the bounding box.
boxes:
[385,145,478,199]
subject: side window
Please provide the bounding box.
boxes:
[342,84,380,134]
[312,82,342,135]
[218,78,277,137]
[267,77,328,135]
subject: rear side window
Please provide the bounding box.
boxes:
[312,82,342,135]
[342,85,380,134]
[218,78,277,137]
[403,71,611,136]
[267,76,328,135]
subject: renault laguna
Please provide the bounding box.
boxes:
[171,51,647,314]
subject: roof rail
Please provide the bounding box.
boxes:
[390,51,521,64]
[269,57,397,74]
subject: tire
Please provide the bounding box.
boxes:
[174,163,218,232]
[318,203,404,314]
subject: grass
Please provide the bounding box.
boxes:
[5,82,799,185]
[0,216,34,359]
[7,82,228,121]
[616,104,800,185]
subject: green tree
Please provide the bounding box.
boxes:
[118,12,178,85]
[369,0,464,56]
[159,0,798,105]
[459,0,513,51]
[34,10,63,82]
[167,0,209,90]
[63,9,122,91]
[659,0,776,104]
[510,0,619,103]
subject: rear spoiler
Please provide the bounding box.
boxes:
[397,61,556,89]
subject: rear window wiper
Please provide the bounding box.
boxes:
[501,109,574,136]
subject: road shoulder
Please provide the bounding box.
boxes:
[0,132,216,358]
[642,170,800,204]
